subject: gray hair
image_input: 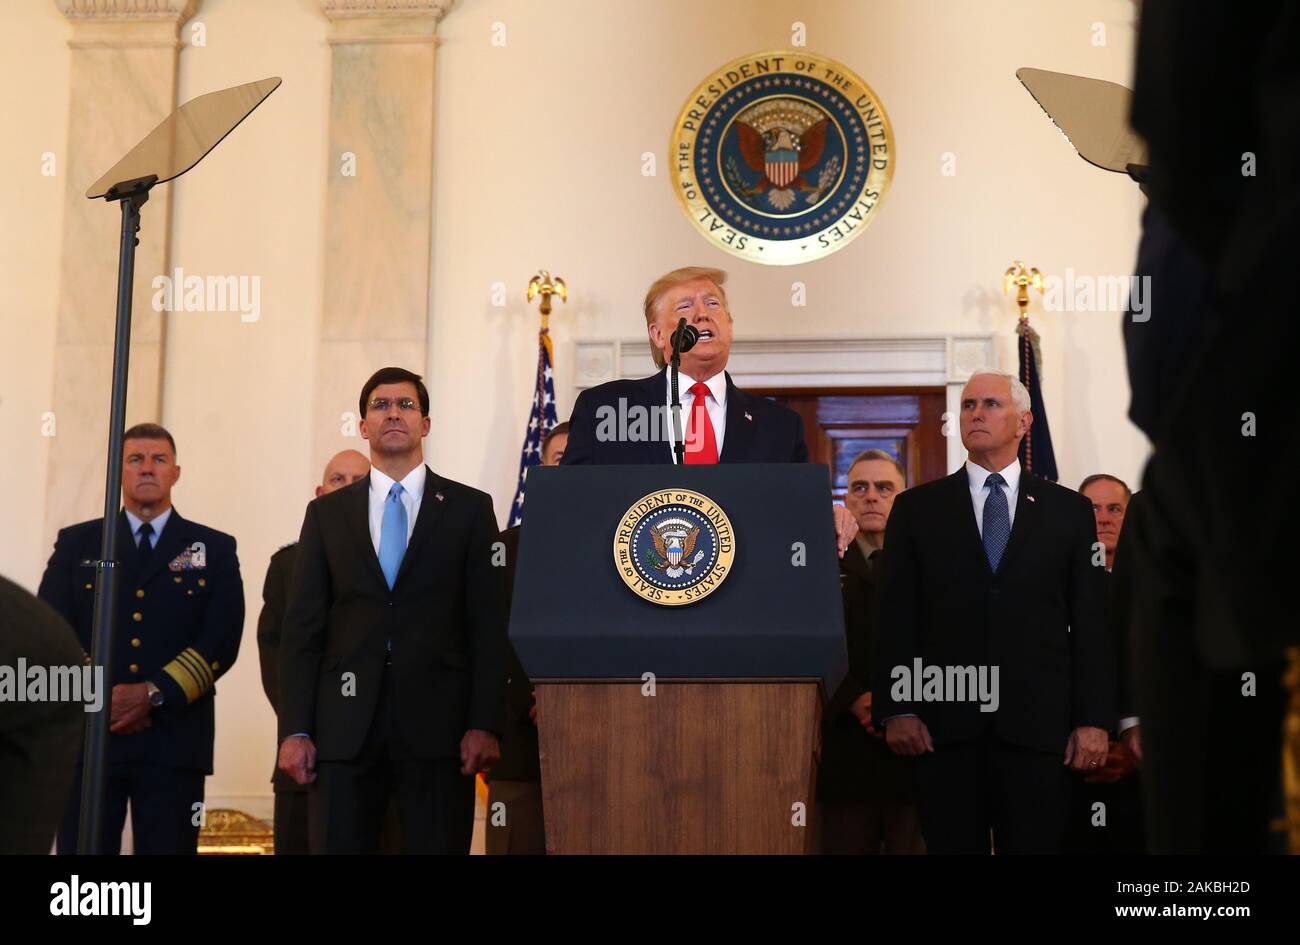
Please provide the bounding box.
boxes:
[966,370,1031,414]
[847,448,906,486]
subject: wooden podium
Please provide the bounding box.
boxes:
[535,680,820,854]
[511,465,847,856]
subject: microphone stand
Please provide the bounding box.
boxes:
[80,174,155,854]
[670,317,687,465]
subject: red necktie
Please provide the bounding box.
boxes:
[684,381,719,464]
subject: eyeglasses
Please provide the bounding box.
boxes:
[366,397,421,414]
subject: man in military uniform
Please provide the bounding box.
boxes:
[818,449,923,854]
[257,449,369,854]
[39,423,244,855]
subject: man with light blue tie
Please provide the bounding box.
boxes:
[872,371,1115,853]
[277,367,506,854]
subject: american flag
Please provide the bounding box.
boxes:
[508,325,559,526]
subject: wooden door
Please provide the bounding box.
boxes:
[754,387,948,501]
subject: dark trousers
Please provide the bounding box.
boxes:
[485,779,546,855]
[0,704,80,855]
[818,797,925,855]
[1128,465,1288,853]
[308,671,475,855]
[1139,651,1286,853]
[58,763,205,855]
[914,732,1070,854]
[273,790,310,855]
[1065,771,1145,854]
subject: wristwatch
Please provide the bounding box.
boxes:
[146,681,164,707]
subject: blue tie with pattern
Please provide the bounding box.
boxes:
[379,482,408,589]
[982,472,1010,572]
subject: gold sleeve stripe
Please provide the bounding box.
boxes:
[177,647,214,691]
[162,648,214,704]
[162,658,204,704]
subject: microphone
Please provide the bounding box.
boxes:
[671,319,700,354]
[668,318,698,466]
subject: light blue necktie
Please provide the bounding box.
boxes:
[982,472,1010,572]
[378,482,408,589]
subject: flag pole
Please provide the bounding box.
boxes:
[508,272,567,526]
[1003,260,1048,478]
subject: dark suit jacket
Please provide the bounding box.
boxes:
[489,526,541,783]
[0,574,85,854]
[1108,491,1144,723]
[38,510,244,773]
[1126,0,1300,667]
[256,542,304,793]
[561,368,808,465]
[872,469,1116,754]
[278,468,506,762]
[818,541,914,803]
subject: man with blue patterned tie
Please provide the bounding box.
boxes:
[872,371,1115,853]
[277,367,506,854]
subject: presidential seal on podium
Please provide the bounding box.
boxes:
[670,50,895,265]
[614,489,736,606]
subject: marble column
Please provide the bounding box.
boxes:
[313,0,453,468]
[46,0,199,541]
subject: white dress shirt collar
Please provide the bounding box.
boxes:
[124,506,172,545]
[368,463,427,552]
[964,456,1022,535]
[369,463,427,500]
[668,369,728,408]
[965,456,1021,493]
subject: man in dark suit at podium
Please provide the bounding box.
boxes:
[257,449,369,854]
[277,367,506,854]
[873,371,1115,853]
[562,266,858,554]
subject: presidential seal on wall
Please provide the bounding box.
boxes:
[670,50,895,266]
[614,489,735,606]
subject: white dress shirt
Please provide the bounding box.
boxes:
[665,370,728,463]
[125,506,172,547]
[965,457,1021,535]
[368,464,426,554]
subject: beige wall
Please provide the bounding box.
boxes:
[1,1,70,589]
[2,0,1149,808]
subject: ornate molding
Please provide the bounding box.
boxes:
[321,0,455,20]
[575,335,996,390]
[196,808,274,855]
[55,0,200,21]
